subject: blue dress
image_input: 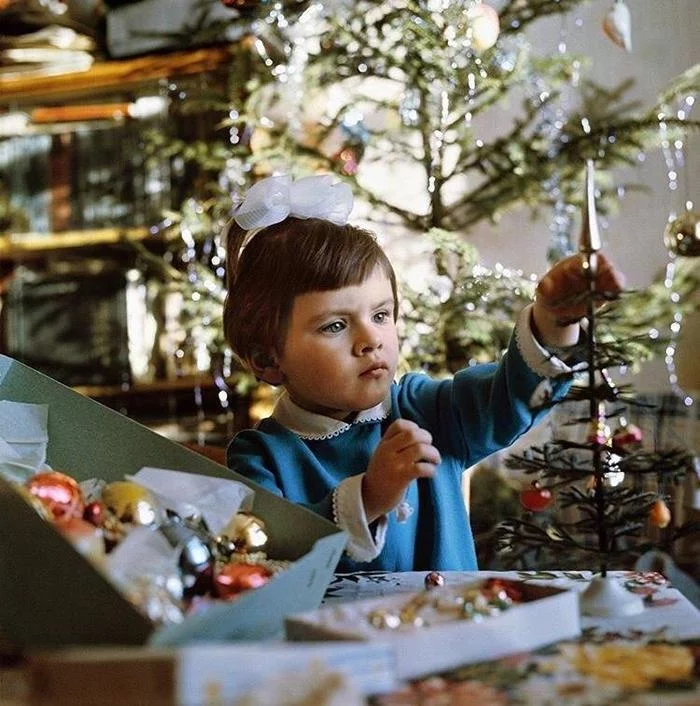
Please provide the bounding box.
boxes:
[227,327,571,572]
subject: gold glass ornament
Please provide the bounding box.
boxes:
[223,511,269,553]
[664,210,700,258]
[101,481,164,527]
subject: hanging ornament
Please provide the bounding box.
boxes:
[604,467,626,488]
[649,498,671,528]
[219,0,260,9]
[467,2,500,53]
[603,0,632,52]
[663,209,700,258]
[519,481,553,512]
[586,402,612,446]
[334,146,361,175]
[319,114,369,176]
[585,467,625,490]
[399,87,421,127]
[611,420,643,454]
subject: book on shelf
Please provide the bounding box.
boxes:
[0,24,95,79]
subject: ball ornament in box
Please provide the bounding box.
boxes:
[102,480,165,527]
[26,471,85,524]
[223,511,269,553]
[214,563,272,599]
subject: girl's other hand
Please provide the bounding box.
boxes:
[362,419,441,523]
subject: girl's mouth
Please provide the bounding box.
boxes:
[360,365,387,379]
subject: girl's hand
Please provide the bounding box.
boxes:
[362,419,441,523]
[533,252,625,348]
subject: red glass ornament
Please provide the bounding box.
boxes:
[219,0,259,8]
[611,423,643,453]
[519,481,553,512]
[424,571,445,590]
[483,578,523,603]
[26,471,85,524]
[83,500,105,527]
[214,563,272,600]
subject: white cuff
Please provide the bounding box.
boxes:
[514,304,582,378]
[332,474,387,563]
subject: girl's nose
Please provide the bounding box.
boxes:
[353,331,382,356]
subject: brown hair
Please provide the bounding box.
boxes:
[223,216,398,367]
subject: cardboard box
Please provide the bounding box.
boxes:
[286,579,581,680]
[0,354,346,649]
[27,642,398,705]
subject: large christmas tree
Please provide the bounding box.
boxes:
[149,0,699,382]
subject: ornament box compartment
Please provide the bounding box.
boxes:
[0,354,347,649]
[285,579,581,680]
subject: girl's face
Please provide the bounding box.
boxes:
[274,266,399,421]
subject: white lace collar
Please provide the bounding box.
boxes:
[270,390,392,440]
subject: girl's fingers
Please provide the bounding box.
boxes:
[413,462,438,478]
[537,253,624,310]
[385,426,433,454]
[413,443,441,466]
[595,253,625,292]
[382,418,420,439]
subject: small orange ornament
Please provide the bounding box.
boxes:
[649,498,671,528]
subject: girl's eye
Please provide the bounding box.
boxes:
[321,321,345,334]
[373,310,391,323]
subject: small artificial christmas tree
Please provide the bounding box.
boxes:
[495,161,698,616]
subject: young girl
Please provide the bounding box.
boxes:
[223,173,623,572]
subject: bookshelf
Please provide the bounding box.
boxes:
[0,45,235,104]
[0,227,151,260]
[0,45,243,429]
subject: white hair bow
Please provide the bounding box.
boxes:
[233,174,354,231]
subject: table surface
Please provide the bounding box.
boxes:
[1,570,698,705]
[324,569,700,706]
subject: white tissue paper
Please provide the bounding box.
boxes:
[0,400,50,482]
[129,466,255,535]
[105,526,186,625]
